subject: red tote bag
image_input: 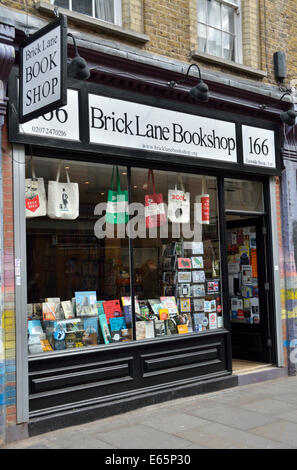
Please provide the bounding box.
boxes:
[145,169,167,228]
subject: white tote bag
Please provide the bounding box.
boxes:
[47,162,79,220]
[168,175,190,224]
[25,160,47,218]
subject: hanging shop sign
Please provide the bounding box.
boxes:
[89,94,237,163]
[20,89,80,141]
[19,15,67,123]
[242,125,276,169]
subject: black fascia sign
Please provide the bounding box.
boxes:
[19,14,67,123]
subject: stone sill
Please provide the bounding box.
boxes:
[35,1,149,45]
[191,51,267,79]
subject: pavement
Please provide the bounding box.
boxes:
[3,375,297,450]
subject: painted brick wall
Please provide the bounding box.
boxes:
[279,159,297,374]
[0,121,16,446]
[275,176,288,368]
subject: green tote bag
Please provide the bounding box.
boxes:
[105,166,128,224]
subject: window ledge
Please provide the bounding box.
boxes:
[35,1,149,45]
[191,51,267,79]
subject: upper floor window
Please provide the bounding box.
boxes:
[197,0,241,62]
[52,0,122,26]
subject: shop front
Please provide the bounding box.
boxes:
[8,66,282,434]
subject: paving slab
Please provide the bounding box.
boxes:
[176,422,293,449]
[250,420,297,447]
[95,423,193,449]
[241,399,296,416]
[139,409,210,434]
[186,402,278,431]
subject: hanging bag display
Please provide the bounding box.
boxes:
[106,166,128,224]
[168,174,190,224]
[25,160,47,218]
[145,169,167,228]
[47,161,79,220]
[195,176,210,225]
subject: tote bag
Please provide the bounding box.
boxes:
[25,160,47,218]
[168,174,190,224]
[106,166,128,224]
[47,162,79,220]
[145,169,167,228]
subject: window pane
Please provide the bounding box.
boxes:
[208,0,221,29]
[54,0,69,9]
[72,0,93,16]
[222,33,235,60]
[131,168,223,340]
[222,4,235,33]
[95,0,115,22]
[198,23,207,53]
[26,157,133,354]
[224,179,264,212]
[207,27,222,57]
[197,0,207,23]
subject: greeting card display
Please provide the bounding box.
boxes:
[192,270,205,283]
[177,258,192,269]
[179,283,191,297]
[191,256,204,269]
[180,298,191,313]
[193,298,204,312]
[192,284,205,297]
[207,281,219,293]
[178,271,192,283]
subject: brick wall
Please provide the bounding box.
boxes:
[1,0,297,85]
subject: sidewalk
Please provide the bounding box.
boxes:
[3,375,297,449]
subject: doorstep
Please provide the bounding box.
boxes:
[232,359,288,385]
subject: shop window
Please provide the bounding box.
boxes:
[131,168,224,340]
[224,178,264,212]
[26,158,224,356]
[26,158,130,353]
[197,0,241,62]
[52,0,122,25]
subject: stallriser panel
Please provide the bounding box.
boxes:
[28,332,229,416]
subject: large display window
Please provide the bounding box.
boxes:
[26,156,224,355]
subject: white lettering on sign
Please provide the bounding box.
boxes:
[88,94,237,162]
[21,25,62,118]
[20,89,79,141]
[242,125,276,168]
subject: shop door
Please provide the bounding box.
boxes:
[226,217,272,363]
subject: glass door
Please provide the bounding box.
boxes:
[226,217,272,363]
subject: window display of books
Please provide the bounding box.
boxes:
[27,240,224,355]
